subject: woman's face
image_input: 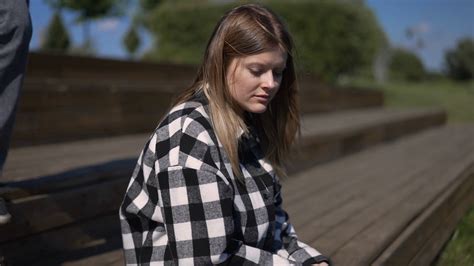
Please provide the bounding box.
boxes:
[226,47,287,115]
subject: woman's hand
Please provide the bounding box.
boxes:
[313,263,329,266]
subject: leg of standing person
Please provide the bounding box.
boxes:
[0,0,32,224]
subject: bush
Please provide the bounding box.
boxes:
[445,38,474,81]
[388,48,425,81]
[144,0,387,82]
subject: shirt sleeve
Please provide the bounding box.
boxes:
[273,179,332,265]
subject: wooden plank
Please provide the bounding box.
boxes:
[0,176,128,243]
[280,125,474,263]
[0,159,134,202]
[26,52,197,83]
[408,172,474,265]
[3,133,145,183]
[288,107,445,173]
[284,124,458,220]
[61,248,123,266]
[371,167,474,265]
[0,213,122,265]
[326,148,474,265]
[13,83,176,147]
[319,126,474,265]
[300,107,445,139]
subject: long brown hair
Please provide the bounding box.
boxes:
[174,4,300,179]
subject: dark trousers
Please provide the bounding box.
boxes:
[0,0,32,175]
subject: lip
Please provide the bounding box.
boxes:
[254,94,270,104]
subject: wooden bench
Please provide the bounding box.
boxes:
[0,107,447,265]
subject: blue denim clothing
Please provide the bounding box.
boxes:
[0,0,32,174]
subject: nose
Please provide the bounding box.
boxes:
[261,71,278,90]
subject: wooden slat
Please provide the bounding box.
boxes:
[60,248,123,266]
[280,125,474,265]
[288,107,446,173]
[371,168,474,265]
[3,133,146,183]
[326,147,474,265]
[0,213,122,265]
[0,177,128,243]
[284,122,455,210]
[408,172,474,265]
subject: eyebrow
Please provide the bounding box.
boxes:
[246,62,286,70]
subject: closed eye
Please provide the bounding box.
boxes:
[249,68,264,77]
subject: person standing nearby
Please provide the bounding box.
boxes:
[0,0,33,224]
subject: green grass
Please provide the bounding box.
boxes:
[435,206,474,266]
[343,78,474,123]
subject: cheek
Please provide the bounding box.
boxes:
[233,74,255,96]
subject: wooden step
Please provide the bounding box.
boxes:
[282,124,474,265]
[13,76,383,147]
[13,52,383,147]
[3,107,445,186]
[289,107,446,173]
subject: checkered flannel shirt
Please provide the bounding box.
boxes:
[120,94,330,265]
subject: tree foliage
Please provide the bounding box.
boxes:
[61,0,123,21]
[41,11,70,53]
[143,0,387,82]
[44,0,128,54]
[388,48,425,81]
[140,0,162,11]
[445,38,474,81]
[123,25,141,57]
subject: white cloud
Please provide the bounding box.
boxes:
[97,19,120,32]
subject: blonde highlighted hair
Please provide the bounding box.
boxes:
[174,4,300,180]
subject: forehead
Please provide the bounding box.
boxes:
[239,47,287,67]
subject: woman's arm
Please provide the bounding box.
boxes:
[157,166,303,264]
[273,180,332,265]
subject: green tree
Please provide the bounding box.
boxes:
[445,38,474,81]
[123,25,141,58]
[140,0,162,11]
[131,0,162,35]
[41,11,70,53]
[59,0,128,53]
[144,1,387,82]
[389,48,425,81]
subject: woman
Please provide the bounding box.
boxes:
[120,4,330,265]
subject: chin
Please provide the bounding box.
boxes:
[247,104,268,114]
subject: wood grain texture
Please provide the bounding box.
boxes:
[282,124,474,265]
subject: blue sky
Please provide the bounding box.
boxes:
[29,0,474,72]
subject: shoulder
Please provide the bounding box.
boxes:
[151,98,221,172]
[157,99,213,142]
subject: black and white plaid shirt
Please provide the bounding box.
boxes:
[120,94,330,265]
